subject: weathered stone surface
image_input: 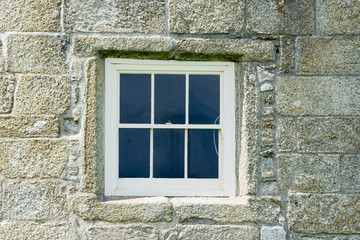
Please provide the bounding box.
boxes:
[0,139,67,179]
[0,75,15,113]
[171,196,281,224]
[0,41,4,72]
[279,36,294,74]
[259,182,280,196]
[4,180,68,220]
[176,39,275,62]
[276,117,296,152]
[0,0,61,32]
[261,226,286,240]
[290,233,360,240]
[15,75,70,114]
[0,115,59,138]
[298,117,360,153]
[296,37,360,75]
[288,193,360,233]
[86,224,160,240]
[341,155,360,193]
[7,34,67,74]
[277,154,340,193]
[72,194,172,222]
[73,36,175,57]
[276,76,360,116]
[169,0,245,34]
[163,225,259,240]
[0,223,70,240]
[65,0,165,33]
[247,0,314,35]
[317,0,360,35]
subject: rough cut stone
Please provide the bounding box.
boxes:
[290,233,360,240]
[163,225,259,240]
[65,0,165,33]
[0,139,67,179]
[247,0,314,35]
[169,0,245,34]
[73,36,175,57]
[277,154,340,193]
[176,39,275,62]
[276,76,360,116]
[288,193,360,233]
[341,155,360,193]
[72,194,172,222]
[0,0,61,32]
[0,115,59,138]
[15,75,70,114]
[316,0,360,35]
[171,196,281,224]
[279,36,294,74]
[7,34,67,74]
[261,226,286,240]
[298,117,360,153]
[86,224,160,240]
[4,180,68,220]
[276,117,296,152]
[0,75,15,113]
[296,37,360,75]
[0,41,4,72]
[0,223,70,240]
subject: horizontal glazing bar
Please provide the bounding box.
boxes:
[118,124,221,129]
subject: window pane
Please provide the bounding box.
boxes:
[155,74,185,124]
[153,129,184,178]
[120,73,151,123]
[119,129,150,178]
[188,129,218,178]
[189,75,220,124]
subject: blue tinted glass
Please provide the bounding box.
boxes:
[119,129,150,178]
[153,129,184,178]
[188,129,218,178]
[155,74,185,124]
[189,75,220,124]
[120,74,151,123]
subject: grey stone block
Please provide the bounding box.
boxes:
[276,117,296,152]
[341,155,360,193]
[276,76,360,116]
[0,75,15,113]
[14,75,70,115]
[72,194,172,222]
[296,37,360,75]
[290,233,360,240]
[4,180,68,220]
[171,196,281,224]
[7,34,67,74]
[0,40,4,72]
[247,0,314,35]
[65,0,165,33]
[317,0,360,35]
[288,193,360,233]
[86,224,160,240]
[0,0,61,31]
[0,223,70,240]
[277,154,340,193]
[73,35,175,57]
[169,0,245,34]
[298,117,360,153]
[163,225,259,240]
[279,36,294,74]
[261,226,286,240]
[0,139,67,179]
[0,115,59,138]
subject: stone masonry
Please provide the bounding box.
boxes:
[0,0,359,239]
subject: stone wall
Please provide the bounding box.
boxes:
[0,0,359,239]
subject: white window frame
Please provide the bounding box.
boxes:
[104,58,235,197]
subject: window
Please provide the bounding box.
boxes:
[105,59,235,196]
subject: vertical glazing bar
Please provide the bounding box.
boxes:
[184,129,188,179]
[185,74,189,124]
[150,128,153,178]
[151,73,155,124]
[150,73,155,178]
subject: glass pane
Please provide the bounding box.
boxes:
[188,129,218,178]
[120,73,151,123]
[189,75,220,124]
[119,129,150,178]
[153,129,184,178]
[155,74,185,124]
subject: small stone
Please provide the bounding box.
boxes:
[263,122,275,129]
[262,129,274,137]
[261,226,286,240]
[264,95,275,104]
[261,158,276,178]
[64,119,79,134]
[258,67,276,82]
[262,137,273,145]
[0,75,15,113]
[260,83,274,92]
[68,166,79,176]
[259,182,280,196]
[260,149,274,158]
